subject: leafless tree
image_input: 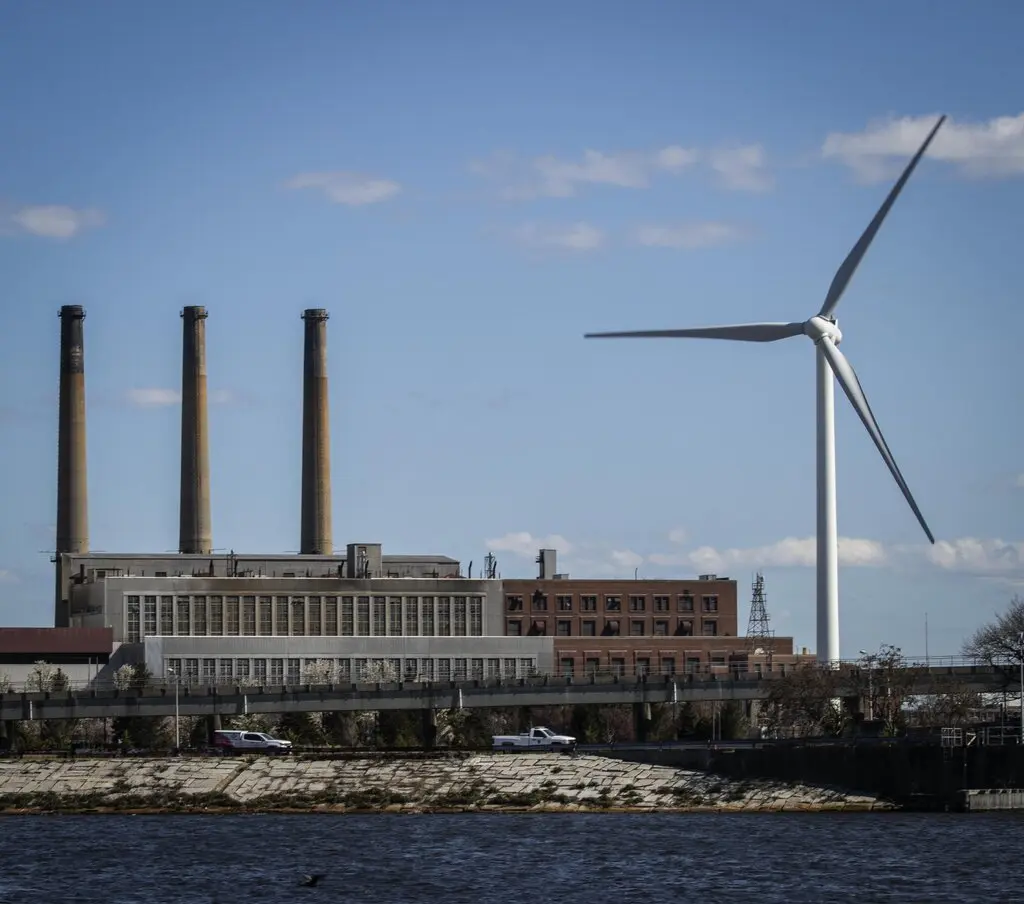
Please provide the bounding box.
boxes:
[762,663,844,737]
[850,645,915,735]
[963,595,1024,669]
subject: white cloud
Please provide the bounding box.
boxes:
[667,528,689,545]
[0,570,17,584]
[649,536,889,572]
[285,171,401,206]
[486,531,573,558]
[919,537,1023,579]
[511,222,605,251]
[470,143,768,199]
[126,388,235,408]
[634,222,747,250]
[609,549,644,570]
[822,112,1024,182]
[4,205,106,239]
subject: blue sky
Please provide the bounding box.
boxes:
[0,0,1021,659]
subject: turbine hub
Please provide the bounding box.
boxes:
[804,315,842,346]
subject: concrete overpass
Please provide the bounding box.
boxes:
[0,665,1012,722]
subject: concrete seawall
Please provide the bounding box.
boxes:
[0,754,892,814]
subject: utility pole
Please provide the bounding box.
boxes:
[167,666,180,751]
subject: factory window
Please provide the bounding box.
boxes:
[453,597,467,636]
[269,659,284,685]
[437,659,451,683]
[602,619,621,637]
[711,656,726,667]
[581,595,597,612]
[629,595,646,613]
[160,596,175,635]
[609,658,626,677]
[405,597,419,636]
[686,657,701,675]
[209,597,223,635]
[386,656,400,682]
[502,658,517,679]
[218,658,233,682]
[193,597,207,636]
[506,619,522,636]
[286,659,301,684]
[678,594,695,613]
[630,620,645,637]
[357,597,370,636]
[259,597,272,636]
[660,657,676,676]
[469,597,482,636]
[585,657,600,676]
[581,620,596,637]
[290,598,305,636]
[676,620,694,637]
[236,659,251,683]
[559,658,575,677]
[528,620,547,637]
[388,598,402,636]
[654,595,670,613]
[419,658,434,681]
[556,619,572,636]
[226,596,240,636]
[308,597,322,636]
[176,597,191,636]
[653,620,669,636]
[453,658,468,681]
[420,598,434,636]
[519,658,535,677]
[531,591,548,612]
[702,595,719,613]
[506,595,524,612]
[604,595,621,612]
[253,660,267,685]
[486,658,501,678]
[143,596,157,637]
[324,597,338,636]
[184,658,199,684]
[372,596,386,636]
[202,659,216,682]
[275,598,288,635]
[341,597,354,636]
[126,596,140,643]
[437,597,451,636]
[337,659,351,683]
[403,659,419,682]
[242,596,256,636]
[556,595,573,611]
[636,657,650,677]
[471,658,484,681]
[166,658,182,681]
[154,572,167,578]
[702,620,718,637]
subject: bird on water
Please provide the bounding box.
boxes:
[299,874,326,887]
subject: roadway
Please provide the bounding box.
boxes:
[0,664,1011,722]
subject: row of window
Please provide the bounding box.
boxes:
[124,595,484,643]
[507,617,719,638]
[161,655,538,685]
[507,593,719,614]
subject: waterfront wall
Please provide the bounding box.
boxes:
[0,753,890,813]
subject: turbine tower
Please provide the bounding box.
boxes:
[585,115,946,665]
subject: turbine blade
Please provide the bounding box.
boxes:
[818,337,935,544]
[818,114,946,319]
[584,322,805,343]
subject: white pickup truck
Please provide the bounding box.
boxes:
[492,726,577,751]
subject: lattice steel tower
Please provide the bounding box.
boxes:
[746,572,773,649]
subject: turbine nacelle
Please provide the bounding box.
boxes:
[804,316,842,346]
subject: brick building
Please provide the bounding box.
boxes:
[502,549,803,677]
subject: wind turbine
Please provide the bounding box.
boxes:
[585,115,946,665]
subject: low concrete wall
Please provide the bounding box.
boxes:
[959,789,1024,812]
[0,753,892,813]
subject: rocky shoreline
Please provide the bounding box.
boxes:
[0,752,894,815]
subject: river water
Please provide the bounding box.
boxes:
[0,812,1020,903]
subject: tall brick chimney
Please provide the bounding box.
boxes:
[178,306,212,554]
[300,308,332,555]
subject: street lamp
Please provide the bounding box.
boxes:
[166,666,180,752]
[859,650,875,722]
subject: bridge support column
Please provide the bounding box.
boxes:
[634,702,652,743]
[421,709,437,750]
[206,714,222,744]
[0,720,8,751]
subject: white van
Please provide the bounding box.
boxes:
[211,730,293,755]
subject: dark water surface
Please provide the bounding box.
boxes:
[1,812,1021,903]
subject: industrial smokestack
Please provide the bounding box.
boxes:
[178,306,212,555]
[56,305,89,557]
[54,305,89,627]
[300,308,332,555]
